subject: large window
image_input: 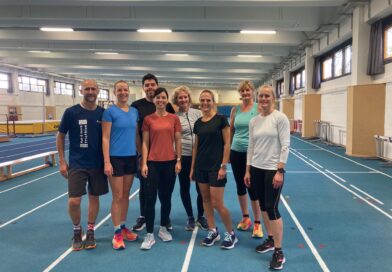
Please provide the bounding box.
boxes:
[276,79,284,97]
[0,72,10,90]
[321,41,352,81]
[291,67,305,91]
[18,76,47,93]
[54,81,74,96]
[384,25,392,60]
[99,89,109,100]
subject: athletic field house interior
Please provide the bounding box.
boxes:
[0,1,391,271]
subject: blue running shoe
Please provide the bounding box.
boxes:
[202,229,220,246]
[221,231,238,249]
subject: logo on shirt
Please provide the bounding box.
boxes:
[79,119,88,148]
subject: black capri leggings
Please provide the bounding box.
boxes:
[144,160,176,233]
[230,150,257,201]
[250,166,283,220]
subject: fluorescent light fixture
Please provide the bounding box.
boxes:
[237,54,262,58]
[165,53,189,57]
[240,30,276,34]
[40,27,74,32]
[28,50,51,53]
[137,29,172,33]
[94,52,119,55]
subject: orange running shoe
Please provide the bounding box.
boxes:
[112,232,125,250]
[121,227,138,241]
[252,223,264,238]
[237,217,252,231]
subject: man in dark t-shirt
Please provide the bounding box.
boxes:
[130,73,175,232]
[57,79,108,251]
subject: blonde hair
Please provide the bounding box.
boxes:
[237,80,255,93]
[172,85,192,105]
[258,85,275,99]
[199,89,216,102]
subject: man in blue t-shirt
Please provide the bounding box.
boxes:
[56,79,108,251]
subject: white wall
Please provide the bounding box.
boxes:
[294,96,303,120]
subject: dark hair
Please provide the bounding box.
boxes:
[142,73,158,85]
[154,87,169,98]
[113,80,128,90]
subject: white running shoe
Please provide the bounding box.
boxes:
[158,226,173,242]
[140,233,155,250]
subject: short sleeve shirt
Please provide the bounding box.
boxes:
[142,113,181,161]
[58,104,104,168]
[193,114,229,171]
[102,105,138,156]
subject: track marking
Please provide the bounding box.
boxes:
[0,192,68,229]
[325,170,347,183]
[349,185,384,205]
[0,140,58,153]
[287,171,378,174]
[0,145,68,159]
[181,226,199,272]
[309,159,323,169]
[293,136,392,180]
[281,197,330,272]
[290,151,392,220]
[0,138,56,148]
[43,189,139,272]
[0,171,59,194]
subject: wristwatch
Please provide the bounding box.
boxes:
[277,168,286,174]
[220,163,227,169]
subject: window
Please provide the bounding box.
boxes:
[276,79,284,97]
[99,89,109,100]
[291,67,305,91]
[0,73,10,90]
[54,81,74,96]
[18,76,47,93]
[384,25,392,60]
[321,41,352,81]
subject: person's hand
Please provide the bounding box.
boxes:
[59,161,68,179]
[175,161,182,174]
[217,167,226,180]
[244,172,251,188]
[141,164,148,178]
[272,172,284,189]
[104,162,113,177]
[189,168,194,181]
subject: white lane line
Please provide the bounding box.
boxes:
[0,140,56,153]
[0,138,56,148]
[181,226,199,272]
[331,171,377,174]
[0,145,68,159]
[309,159,323,169]
[0,192,68,229]
[293,136,392,180]
[290,151,392,220]
[293,149,321,151]
[325,170,347,183]
[43,189,139,272]
[349,185,384,205]
[287,171,378,174]
[281,197,330,272]
[0,171,59,194]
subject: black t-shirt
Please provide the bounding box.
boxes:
[131,98,175,138]
[193,114,229,171]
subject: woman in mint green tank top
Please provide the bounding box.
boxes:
[229,80,263,238]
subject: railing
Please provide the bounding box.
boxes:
[374,135,392,161]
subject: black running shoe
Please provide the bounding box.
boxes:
[255,237,274,253]
[185,217,195,231]
[196,216,209,230]
[84,229,96,249]
[270,250,286,270]
[132,217,146,232]
[72,229,83,251]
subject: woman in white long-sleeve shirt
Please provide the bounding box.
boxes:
[244,85,290,270]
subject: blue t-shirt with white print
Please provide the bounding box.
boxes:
[59,104,104,168]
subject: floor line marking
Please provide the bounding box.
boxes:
[0,171,59,194]
[290,151,392,220]
[308,159,323,169]
[349,185,384,205]
[0,138,56,149]
[0,192,68,229]
[286,171,379,174]
[43,189,139,272]
[0,140,58,153]
[293,136,392,180]
[325,170,347,183]
[281,197,330,272]
[181,226,199,272]
[0,144,68,160]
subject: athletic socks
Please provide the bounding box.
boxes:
[73,224,81,231]
[114,225,121,234]
[87,222,95,231]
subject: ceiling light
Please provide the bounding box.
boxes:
[237,54,262,58]
[94,52,119,55]
[165,53,189,56]
[28,50,51,53]
[240,30,276,34]
[40,27,74,32]
[137,29,172,33]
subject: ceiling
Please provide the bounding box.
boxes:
[0,0,361,88]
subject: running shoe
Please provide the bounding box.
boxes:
[252,223,264,238]
[112,232,125,250]
[158,226,173,242]
[202,229,220,246]
[237,217,252,231]
[72,229,83,251]
[221,232,238,250]
[132,216,146,232]
[140,233,156,250]
[166,219,173,231]
[255,237,275,253]
[185,217,195,231]
[196,216,209,230]
[270,250,286,270]
[121,226,138,241]
[84,229,96,249]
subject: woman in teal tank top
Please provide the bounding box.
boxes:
[229,80,263,238]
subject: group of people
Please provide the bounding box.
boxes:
[56,73,290,270]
